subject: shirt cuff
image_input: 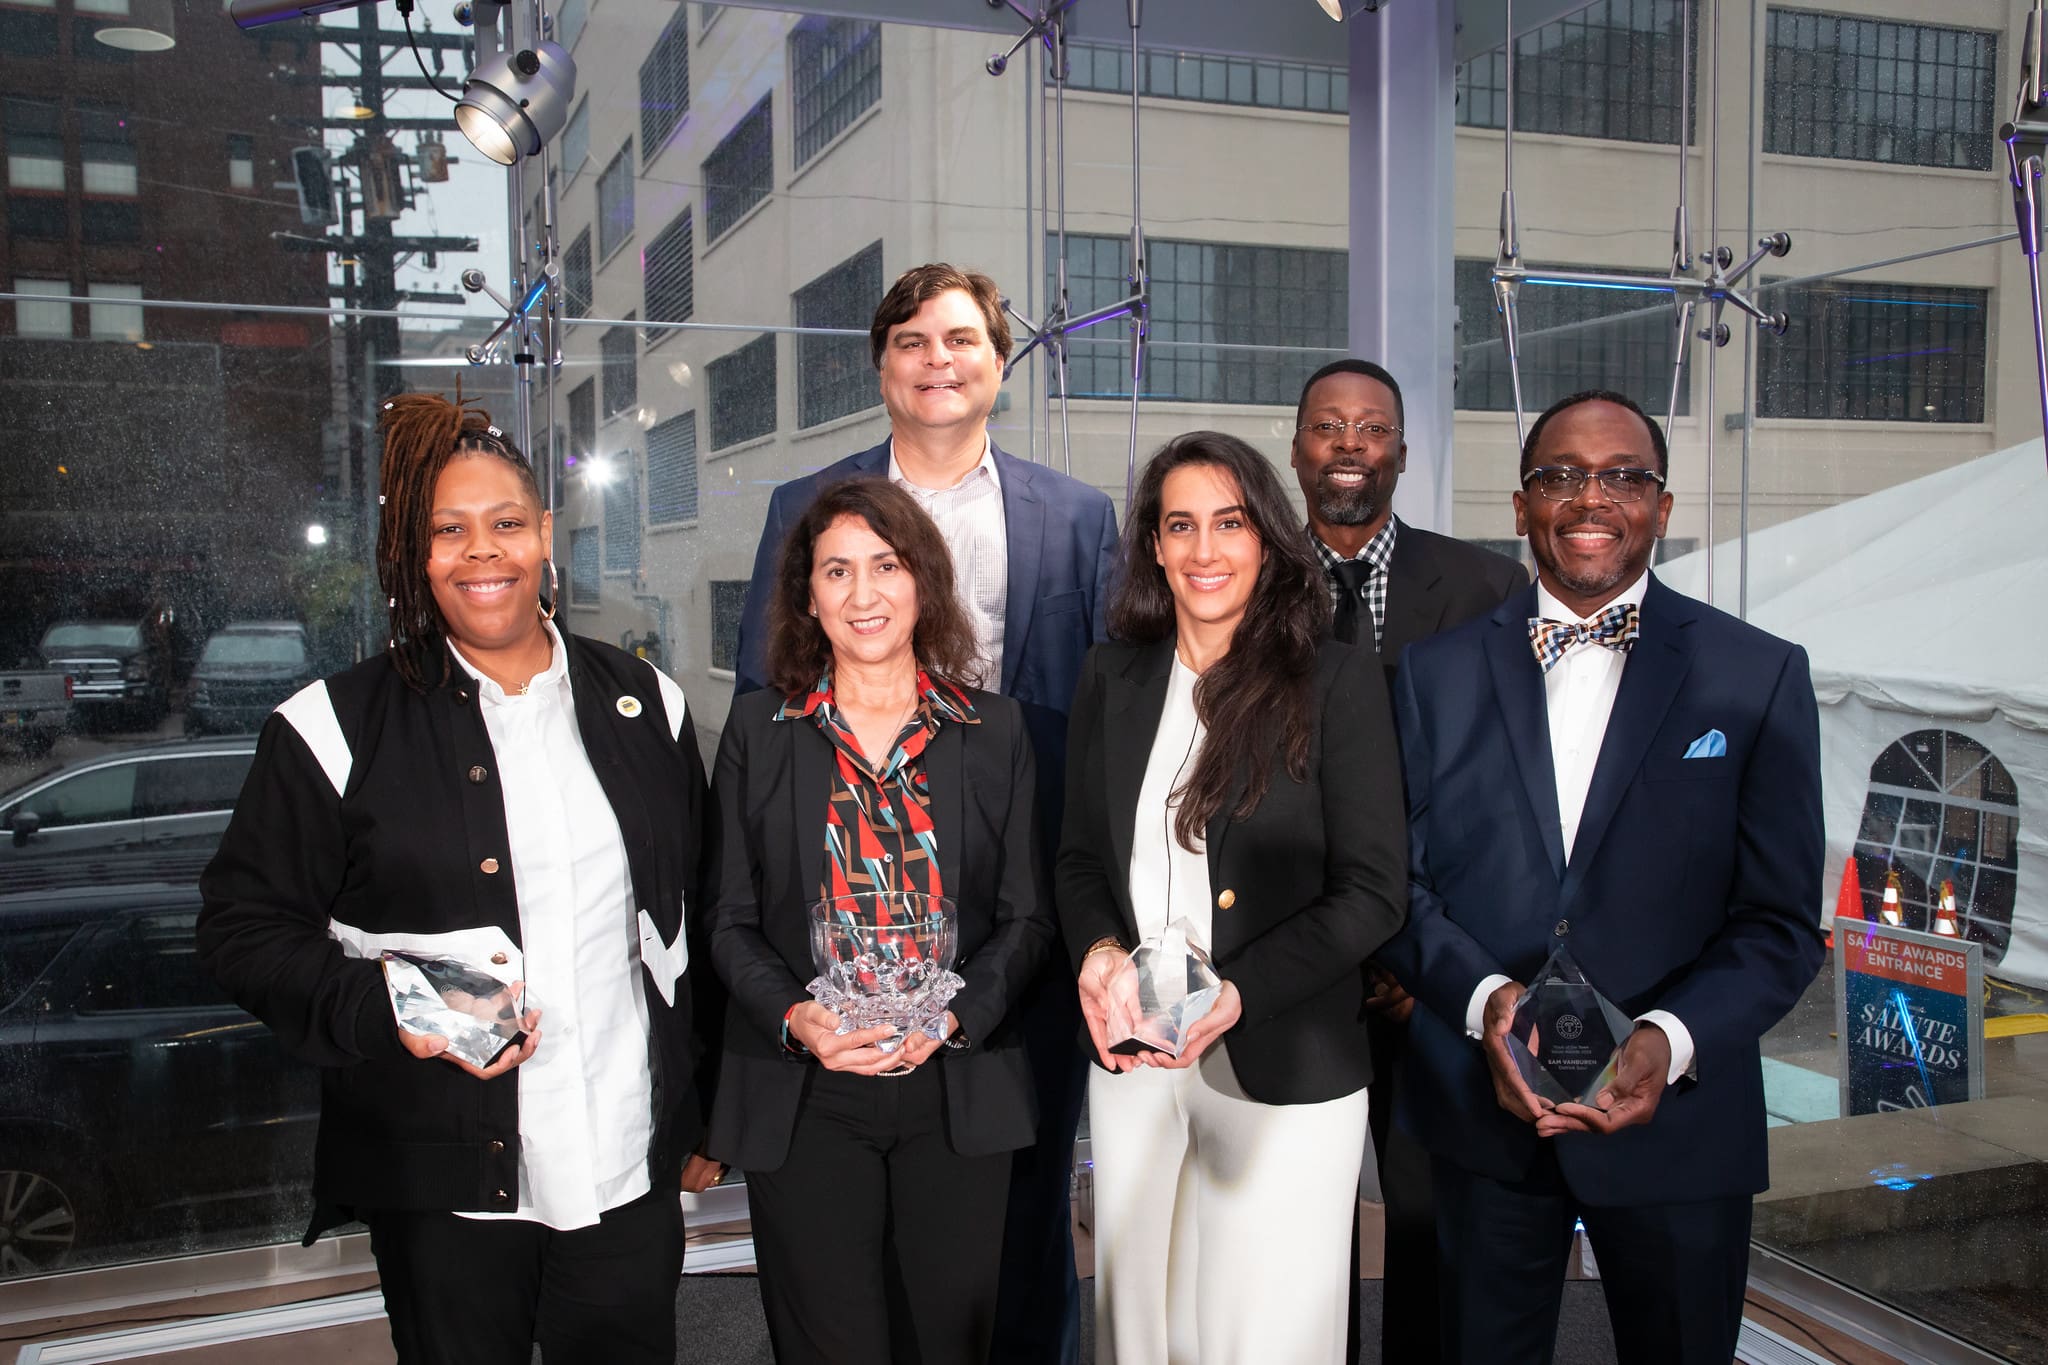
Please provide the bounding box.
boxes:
[1466,974,1514,1040]
[1635,1009,1696,1084]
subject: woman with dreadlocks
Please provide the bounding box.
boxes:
[198,393,717,1365]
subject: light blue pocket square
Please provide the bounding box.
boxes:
[1683,729,1728,759]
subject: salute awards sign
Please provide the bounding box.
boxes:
[1835,920,1984,1117]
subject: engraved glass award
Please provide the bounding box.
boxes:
[1107,917,1223,1059]
[1504,943,1633,1107]
[380,951,528,1069]
[806,892,964,1053]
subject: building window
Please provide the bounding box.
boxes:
[710,580,747,671]
[645,208,693,332]
[597,140,634,260]
[570,526,600,605]
[0,10,60,57]
[1059,234,1346,405]
[1065,43,1346,115]
[1852,729,2017,960]
[79,105,137,197]
[87,282,142,340]
[554,0,586,51]
[603,456,640,574]
[226,133,254,189]
[601,318,638,419]
[1457,0,1694,146]
[646,411,699,525]
[568,377,596,460]
[1453,258,1690,417]
[699,3,723,32]
[703,94,772,241]
[12,277,69,337]
[1763,10,1996,171]
[639,9,690,164]
[1756,280,1986,422]
[708,333,776,448]
[793,240,882,428]
[790,17,880,168]
[561,99,590,180]
[5,97,64,191]
[562,229,592,318]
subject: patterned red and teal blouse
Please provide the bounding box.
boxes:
[775,669,979,902]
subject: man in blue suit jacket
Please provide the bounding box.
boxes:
[733,263,1118,1365]
[1379,390,1824,1365]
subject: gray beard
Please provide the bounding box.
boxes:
[1315,484,1382,527]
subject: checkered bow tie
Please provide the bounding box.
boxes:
[1527,602,1640,672]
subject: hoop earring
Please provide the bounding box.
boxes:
[540,559,560,621]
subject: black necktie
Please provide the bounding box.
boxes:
[1331,559,1374,647]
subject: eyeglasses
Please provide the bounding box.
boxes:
[1521,466,1666,503]
[1297,420,1403,443]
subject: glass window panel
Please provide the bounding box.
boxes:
[644,208,694,330]
[707,332,776,448]
[86,282,142,340]
[790,17,880,168]
[597,140,634,260]
[1456,0,1694,145]
[602,457,640,573]
[645,411,698,525]
[638,8,690,163]
[703,94,772,240]
[791,239,881,428]
[1763,9,1996,168]
[601,319,638,418]
[12,277,70,336]
[1454,258,1690,416]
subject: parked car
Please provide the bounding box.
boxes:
[0,739,257,861]
[186,621,314,736]
[0,668,73,756]
[36,619,175,731]
[0,867,319,1276]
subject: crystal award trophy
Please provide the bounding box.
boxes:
[806,892,965,1054]
[380,951,528,1069]
[1503,942,1634,1107]
[1107,917,1223,1059]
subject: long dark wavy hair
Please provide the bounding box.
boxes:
[764,477,983,696]
[1110,432,1329,851]
[376,392,545,690]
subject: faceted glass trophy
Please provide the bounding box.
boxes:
[380,951,527,1069]
[1504,942,1634,1107]
[806,892,964,1055]
[1107,918,1222,1059]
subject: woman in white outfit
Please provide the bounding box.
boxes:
[1055,431,1409,1363]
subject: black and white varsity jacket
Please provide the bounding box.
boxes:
[196,632,715,1239]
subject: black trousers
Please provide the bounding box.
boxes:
[363,1185,686,1365]
[988,968,1087,1365]
[1348,1011,1441,1364]
[747,1063,1014,1365]
[1432,1147,1753,1365]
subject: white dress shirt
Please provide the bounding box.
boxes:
[889,437,1008,691]
[1128,652,1213,948]
[448,621,656,1229]
[1463,572,1695,1085]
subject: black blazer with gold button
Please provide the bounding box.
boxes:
[703,685,1055,1172]
[197,634,712,1237]
[1054,638,1408,1106]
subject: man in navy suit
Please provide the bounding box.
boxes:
[734,263,1119,1365]
[1379,390,1824,1364]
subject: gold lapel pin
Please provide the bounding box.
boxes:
[1217,889,1236,910]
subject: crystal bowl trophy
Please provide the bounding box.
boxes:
[1107,917,1222,1059]
[806,892,964,1060]
[1504,942,1634,1108]
[381,951,528,1069]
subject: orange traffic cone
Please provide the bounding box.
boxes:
[1933,880,1960,937]
[1880,868,1904,927]
[1835,856,1864,922]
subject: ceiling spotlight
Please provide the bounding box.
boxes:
[455,41,576,166]
[584,455,614,487]
[342,93,375,119]
[1316,0,1389,16]
[95,0,175,51]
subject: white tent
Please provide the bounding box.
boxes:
[1658,441,2048,986]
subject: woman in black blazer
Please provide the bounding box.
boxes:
[707,477,1054,1365]
[1056,432,1408,1363]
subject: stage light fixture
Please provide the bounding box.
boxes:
[455,41,576,166]
[1316,0,1389,17]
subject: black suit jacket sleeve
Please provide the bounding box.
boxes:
[1053,649,1121,969]
[197,716,405,1069]
[951,711,1056,1044]
[1222,645,1408,1024]
[705,709,813,1043]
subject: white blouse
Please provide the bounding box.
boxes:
[1126,651,1215,951]
[447,621,654,1230]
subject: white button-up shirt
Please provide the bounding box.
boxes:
[889,437,1008,691]
[447,622,655,1229]
[1463,572,1695,1084]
